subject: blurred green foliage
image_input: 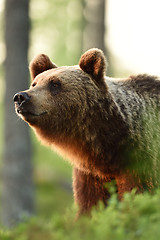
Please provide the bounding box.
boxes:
[1,190,160,239]
[29,0,84,66]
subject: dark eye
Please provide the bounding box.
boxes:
[51,83,59,88]
[49,81,61,94]
[32,82,37,87]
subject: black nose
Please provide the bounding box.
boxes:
[13,92,30,105]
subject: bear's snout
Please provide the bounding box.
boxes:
[14,91,47,121]
[13,91,32,115]
[13,92,30,106]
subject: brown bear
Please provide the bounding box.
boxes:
[14,48,160,215]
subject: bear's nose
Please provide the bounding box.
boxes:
[13,92,30,105]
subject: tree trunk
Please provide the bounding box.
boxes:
[82,0,113,76]
[2,0,34,227]
[83,0,106,53]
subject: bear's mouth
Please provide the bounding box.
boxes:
[16,107,47,117]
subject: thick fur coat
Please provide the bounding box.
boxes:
[14,49,160,215]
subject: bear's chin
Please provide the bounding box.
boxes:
[18,111,47,125]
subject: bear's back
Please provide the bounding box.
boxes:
[106,74,160,123]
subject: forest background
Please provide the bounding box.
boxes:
[1,0,160,239]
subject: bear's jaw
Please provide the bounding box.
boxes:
[17,108,47,117]
[15,105,47,123]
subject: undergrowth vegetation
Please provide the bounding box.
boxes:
[1,189,160,240]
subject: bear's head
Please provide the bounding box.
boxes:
[13,48,108,145]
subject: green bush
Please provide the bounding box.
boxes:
[1,190,160,240]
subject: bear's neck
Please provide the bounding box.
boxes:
[34,94,129,177]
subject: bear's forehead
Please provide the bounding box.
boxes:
[34,65,81,82]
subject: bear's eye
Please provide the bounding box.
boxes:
[51,82,59,88]
[32,82,37,87]
[49,81,61,94]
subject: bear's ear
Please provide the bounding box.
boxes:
[29,54,57,80]
[79,48,107,86]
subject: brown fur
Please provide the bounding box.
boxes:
[14,48,160,215]
[29,54,57,80]
[79,48,108,92]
